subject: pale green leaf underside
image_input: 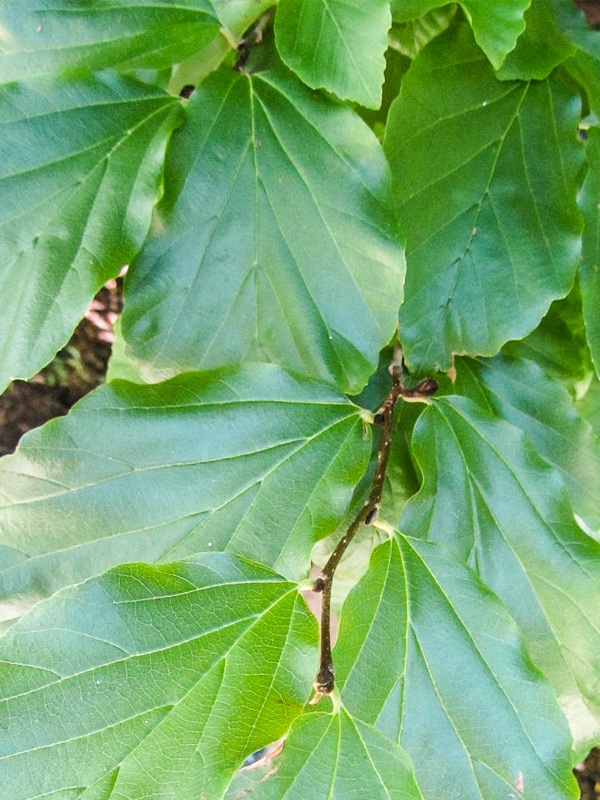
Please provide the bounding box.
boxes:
[333,536,576,800]
[274,0,391,108]
[0,365,370,629]
[402,396,600,749]
[0,553,317,800]
[123,63,405,394]
[385,22,583,373]
[390,0,531,68]
[246,709,423,800]
[453,353,600,529]
[0,73,181,395]
[0,0,221,83]
[581,127,600,378]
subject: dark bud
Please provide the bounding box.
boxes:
[313,576,326,593]
[365,504,379,525]
[414,378,438,396]
[373,411,385,425]
[179,85,195,99]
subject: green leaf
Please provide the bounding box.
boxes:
[0,0,222,83]
[390,0,531,68]
[578,374,600,440]
[0,553,317,800]
[0,365,370,628]
[385,22,584,373]
[497,0,595,81]
[333,536,577,799]
[123,62,404,394]
[581,127,600,377]
[401,396,600,750]
[452,353,600,529]
[274,0,391,109]
[502,285,594,392]
[389,7,457,60]
[246,709,424,800]
[0,74,181,395]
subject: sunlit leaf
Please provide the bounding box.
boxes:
[333,536,577,800]
[274,0,391,108]
[385,22,584,373]
[0,365,370,628]
[0,553,317,800]
[453,353,600,528]
[402,396,600,750]
[0,74,181,395]
[123,61,404,393]
[0,0,222,82]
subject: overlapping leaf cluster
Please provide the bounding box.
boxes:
[1,1,600,798]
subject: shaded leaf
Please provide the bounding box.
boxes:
[497,0,596,81]
[0,365,370,628]
[246,709,424,800]
[333,536,577,800]
[274,0,391,108]
[453,353,600,528]
[0,74,181,395]
[0,553,317,800]
[385,22,584,373]
[123,62,404,393]
[390,0,530,68]
[581,127,600,377]
[401,396,600,750]
[0,0,222,83]
[389,7,457,59]
[502,285,594,392]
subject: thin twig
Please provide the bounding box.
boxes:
[310,353,437,702]
[233,8,275,72]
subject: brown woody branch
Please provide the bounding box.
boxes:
[310,357,437,702]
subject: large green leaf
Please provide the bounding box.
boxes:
[0,74,181,396]
[246,708,423,800]
[581,127,600,378]
[0,365,370,629]
[401,396,600,750]
[0,553,317,800]
[274,0,391,109]
[497,0,597,81]
[452,353,600,528]
[0,0,222,82]
[123,62,404,394]
[390,0,531,68]
[333,536,577,799]
[385,22,584,373]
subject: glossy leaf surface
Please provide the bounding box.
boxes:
[401,396,600,748]
[123,63,404,394]
[385,23,583,373]
[0,553,317,800]
[333,536,577,800]
[390,0,530,68]
[274,0,390,108]
[0,74,181,395]
[453,353,600,528]
[0,365,370,628]
[581,127,600,378]
[0,0,222,82]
